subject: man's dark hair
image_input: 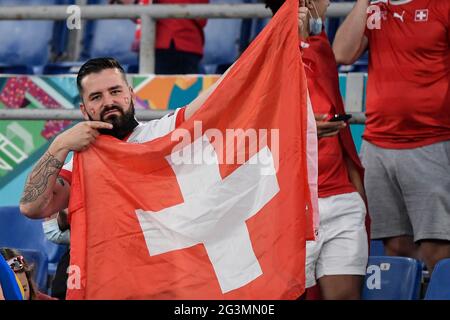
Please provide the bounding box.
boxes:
[263,0,285,15]
[76,57,127,96]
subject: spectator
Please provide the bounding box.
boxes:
[0,247,56,300]
[265,0,369,299]
[19,56,230,222]
[110,0,208,74]
[43,209,70,299]
[0,253,23,300]
[333,0,450,273]
[43,209,70,245]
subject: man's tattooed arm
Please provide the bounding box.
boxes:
[20,151,64,207]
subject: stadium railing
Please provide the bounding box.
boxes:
[0,2,356,74]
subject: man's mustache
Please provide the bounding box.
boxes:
[100,106,124,120]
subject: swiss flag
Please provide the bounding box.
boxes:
[414,9,428,22]
[67,0,317,300]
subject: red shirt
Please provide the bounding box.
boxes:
[302,32,356,198]
[136,0,207,55]
[364,0,450,149]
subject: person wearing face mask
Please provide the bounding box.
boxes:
[333,0,450,276]
[43,209,70,246]
[43,209,71,299]
[264,0,369,299]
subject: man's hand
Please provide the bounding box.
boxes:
[315,114,346,138]
[298,0,310,40]
[52,121,113,153]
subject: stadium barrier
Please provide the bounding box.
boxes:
[0,3,355,73]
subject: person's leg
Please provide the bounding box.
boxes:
[360,141,416,255]
[304,229,323,291]
[50,248,70,300]
[315,192,368,300]
[155,40,201,74]
[318,275,364,300]
[395,141,450,272]
[383,235,419,258]
[418,240,450,273]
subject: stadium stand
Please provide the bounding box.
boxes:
[362,256,423,300]
[200,0,245,74]
[424,259,450,300]
[80,0,139,71]
[0,206,68,293]
[369,240,385,256]
[0,0,59,74]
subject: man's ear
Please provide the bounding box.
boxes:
[80,103,90,121]
[130,86,137,101]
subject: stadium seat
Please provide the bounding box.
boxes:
[79,0,138,70]
[424,259,450,300]
[0,206,68,292]
[0,254,23,300]
[369,240,385,256]
[19,248,49,293]
[0,0,59,74]
[48,0,77,62]
[362,256,423,300]
[200,0,244,74]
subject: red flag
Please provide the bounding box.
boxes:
[67,0,315,299]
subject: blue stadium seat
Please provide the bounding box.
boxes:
[19,248,49,293]
[0,206,68,292]
[79,0,138,69]
[370,240,385,256]
[425,259,450,300]
[362,256,423,300]
[0,0,59,74]
[200,0,245,74]
[0,254,23,300]
[49,0,77,62]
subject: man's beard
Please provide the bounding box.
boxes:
[88,101,139,140]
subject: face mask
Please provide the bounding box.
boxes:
[308,1,323,35]
[43,218,70,245]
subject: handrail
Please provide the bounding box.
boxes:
[0,108,366,124]
[0,3,356,72]
[0,3,354,20]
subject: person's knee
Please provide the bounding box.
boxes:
[383,236,418,258]
[418,240,450,271]
[322,289,361,300]
[318,275,363,300]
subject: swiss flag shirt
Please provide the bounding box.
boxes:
[302,33,356,198]
[364,0,450,149]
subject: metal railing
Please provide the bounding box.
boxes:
[0,108,366,123]
[0,2,364,123]
[0,3,356,73]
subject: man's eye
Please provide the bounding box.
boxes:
[91,96,100,101]
[111,90,121,95]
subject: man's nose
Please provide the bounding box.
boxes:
[102,92,116,107]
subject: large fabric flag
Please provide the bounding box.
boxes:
[67,0,317,299]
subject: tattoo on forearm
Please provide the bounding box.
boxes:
[20,152,64,205]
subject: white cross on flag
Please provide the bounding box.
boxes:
[66,0,317,300]
[415,9,429,22]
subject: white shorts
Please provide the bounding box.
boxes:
[306,192,368,288]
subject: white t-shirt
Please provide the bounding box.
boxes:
[59,107,185,183]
